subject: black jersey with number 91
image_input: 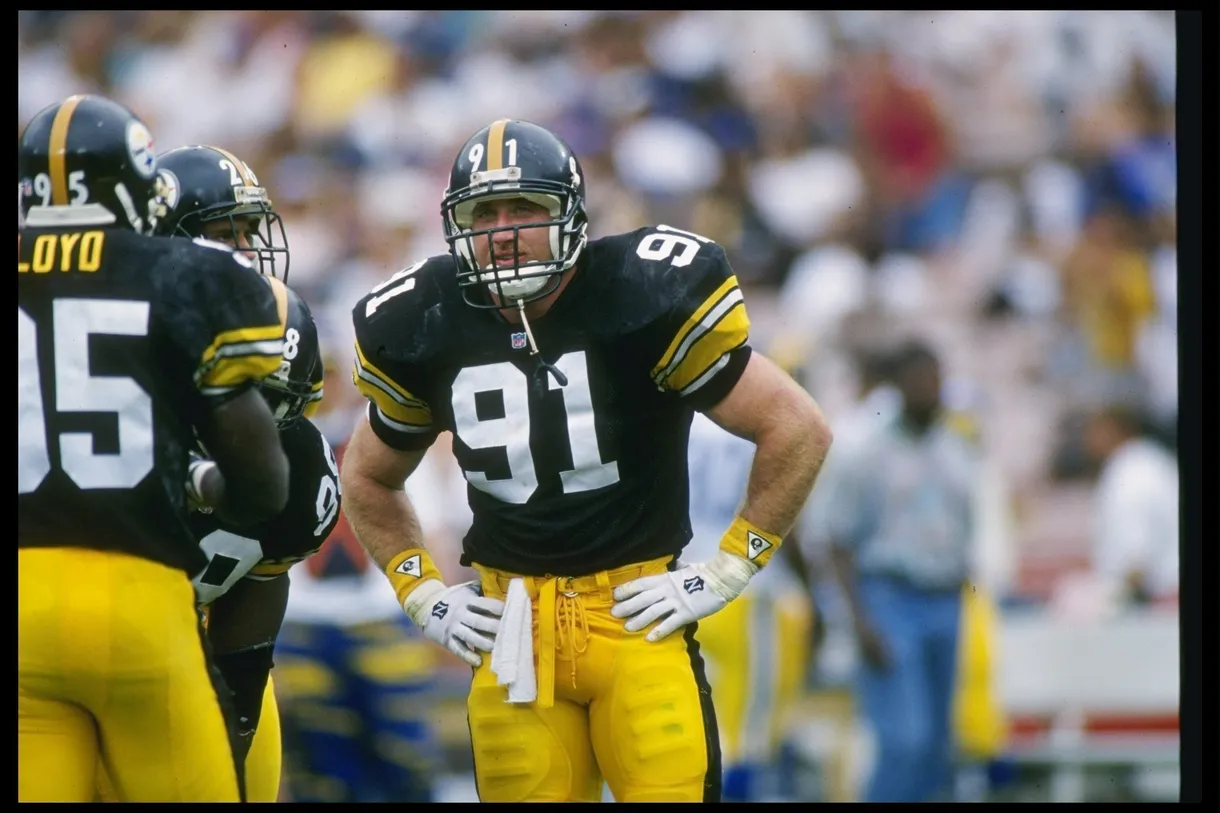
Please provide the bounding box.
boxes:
[352,225,753,577]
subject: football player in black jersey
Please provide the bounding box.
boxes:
[18,95,290,803]
[342,119,834,802]
[152,145,337,802]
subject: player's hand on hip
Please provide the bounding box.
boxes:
[611,562,731,643]
[408,580,504,668]
[612,551,760,643]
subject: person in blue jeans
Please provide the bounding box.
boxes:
[825,339,979,802]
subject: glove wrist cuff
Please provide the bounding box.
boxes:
[385,548,445,610]
[704,550,759,603]
[402,579,446,627]
[718,514,783,568]
[186,459,217,506]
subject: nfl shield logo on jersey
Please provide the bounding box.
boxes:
[511,332,528,350]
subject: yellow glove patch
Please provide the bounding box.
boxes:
[385,548,443,607]
[718,515,783,568]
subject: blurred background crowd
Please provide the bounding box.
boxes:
[19,10,1181,803]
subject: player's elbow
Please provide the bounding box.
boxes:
[339,416,424,500]
[767,384,833,464]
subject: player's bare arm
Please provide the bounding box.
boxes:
[704,351,833,538]
[341,414,505,668]
[339,415,428,570]
[612,352,832,643]
[195,387,290,526]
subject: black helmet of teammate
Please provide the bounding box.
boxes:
[155,145,290,282]
[19,94,165,235]
[441,119,589,308]
[262,284,323,428]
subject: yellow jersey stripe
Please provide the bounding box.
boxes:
[48,95,86,206]
[200,324,285,367]
[662,300,750,394]
[355,380,433,430]
[199,352,283,390]
[651,276,742,386]
[248,557,309,578]
[485,119,509,171]
[352,339,428,408]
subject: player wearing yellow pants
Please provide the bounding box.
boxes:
[23,550,245,804]
[244,677,284,802]
[468,557,721,802]
[97,647,284,803]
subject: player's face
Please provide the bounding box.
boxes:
[201,215,262,262]
[468,197,554,271]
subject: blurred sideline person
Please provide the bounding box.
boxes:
[1081,402,1179,607]
[798,345,901,661]
[95,145,336,803]
[343,119,833,802]
[827,339,980,802]
[19,95,290,802]
[686,408,815,802]
[271,353,459,802]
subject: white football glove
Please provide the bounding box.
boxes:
[611,551,759,643]
[404,579,505,668]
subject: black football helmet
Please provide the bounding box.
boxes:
[261,282,323,428]
[441,119,589,308]
[19,94,165,235]
[154,145,290,281]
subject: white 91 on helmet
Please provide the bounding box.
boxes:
[441,119,589,309]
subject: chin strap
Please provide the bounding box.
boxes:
[515,297,568,388]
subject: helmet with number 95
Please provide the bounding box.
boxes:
[19,94,166,235]
[262,283,323,428]
[154,145,290,282]
[441,119,589,308]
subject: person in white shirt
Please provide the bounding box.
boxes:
[1082,403,1179,605]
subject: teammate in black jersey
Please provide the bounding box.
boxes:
[150,144,337,802]
[18,94,289,803]
[343,119,834,802]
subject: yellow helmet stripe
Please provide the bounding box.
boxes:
[208,145,254,186]
[48,95,87,206]
[485,119,510,171]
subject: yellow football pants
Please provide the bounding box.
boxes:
[96,653,282,803]
[19,547,242,802]
[696,589,813,765]
[245,676,283,802]
[469,556,721,802]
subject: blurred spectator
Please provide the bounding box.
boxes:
[1081,403,1179,607]
[848,47,971,255]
